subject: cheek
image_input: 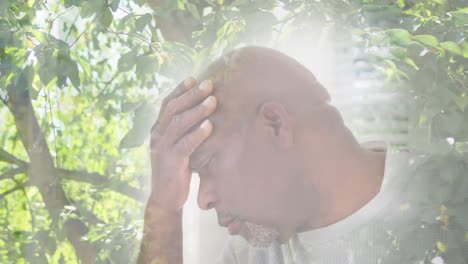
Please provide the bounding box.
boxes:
[214,137,257,209]
[219,138,277,208]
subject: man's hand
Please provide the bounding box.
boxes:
[149,77,216,211]
[138,77,216,264]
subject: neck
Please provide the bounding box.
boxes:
[299,142,386,232]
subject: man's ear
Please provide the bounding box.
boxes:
[257,101,293,148]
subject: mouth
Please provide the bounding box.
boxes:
[218,217,243,235]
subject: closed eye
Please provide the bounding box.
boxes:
[191,155,211,174]
[196,155,215,176]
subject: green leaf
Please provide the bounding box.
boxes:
[449,8,468,25]
[67,61,81,91]
[436,241,446,253]
[120,13,134,25]
[80,1,97,18]
[134,0,146,7]
[110,0,120,12]
[82,0,106,18]
[186,3,200,21]
[136,54,159,77]
[152,0,179,17]
[386,28,412,45]
[135,13,152,32]
[440,41,462,55]
[73,51,91,77]
[460,41,468,58]
[413,35,439,48]
[63,0,82,8]
[396,0,405,8]
[118,49,138,72]
[38,62,56,86]
[454,94,468,111]
[119,102,158,149]
[98,8,114,28]
[403,57,419,70]
[29,29,47,44]
[14,65,34,92]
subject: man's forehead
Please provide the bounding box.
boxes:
[189,132,218,169]
[189,123,231,168]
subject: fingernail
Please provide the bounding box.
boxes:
[200,119,211,130]
[199,80,212,92]
[184,77,195,87]
[202,96,214,107]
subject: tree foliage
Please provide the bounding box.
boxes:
[0,0,467,263]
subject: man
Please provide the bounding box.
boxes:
[137,46,465,264]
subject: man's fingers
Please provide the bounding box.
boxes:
[168,79,213,116]
[167,78,197,107]
[175,119,213,156]
[165,95,217,145]
[151,77,197,132]
[164,77,197,110]
[156,79,213,134]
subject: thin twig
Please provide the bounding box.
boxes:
[107,28,153,46]
[65,13,81,43]
[69,8,106,48]
[69,21,94,48]
[0,186,22,199]
[95,70,121,100]
[0,167,23,182]
[0,148,27,167]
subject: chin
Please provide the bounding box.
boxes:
[238,221,281,248]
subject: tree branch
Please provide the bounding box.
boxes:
[59,169,147,202]
[0,167,24,182]
[0,147,27,168]
[0,148,147,201]
[0,185,23,199]
[6,85,98,264]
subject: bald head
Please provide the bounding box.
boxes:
[196,46,340,134]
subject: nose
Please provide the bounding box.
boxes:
[197,178,217,211]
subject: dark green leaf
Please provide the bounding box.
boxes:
[134,0,146,7]
[64,0,82,8]
[67,61,81,91]
[118,49,138,72]
[186,3,200,21]
[98,8,114,29]
[110,0,120,12]
[135,14,152,32]
[119,102,158,149]
[136,54,159,78]
[14,65,34,92]
[80,0,105,18]
[38,62,56,86]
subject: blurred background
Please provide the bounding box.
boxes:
[0,0,467,263]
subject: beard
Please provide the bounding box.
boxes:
[217,210,281,248]
[242,220,280,248]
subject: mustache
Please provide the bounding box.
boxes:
[216,209,246,222]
